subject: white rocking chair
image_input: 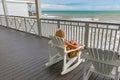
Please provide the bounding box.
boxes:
[45,35,84,75]
[83,48,120,80]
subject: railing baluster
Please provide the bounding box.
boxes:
[97,24,100,48]
[93,26,97,48]
[117,26,120,52]
[57,20,60,28]
[104,25,108,50]
[72,23,74,40]
[100,29,104,49]
[0,16,2,25]
[71,23,73,40]
[84,23,89,47]
[108,30,112,50]
[117,37,120,52]
[66,24,68,40]
[113,30,117,51]
[14,17,17,29]
[24,17,27,32]
[51,21,54,34]
[0,16,1,25]
[68,24,70,40]
[89,28,92,47]
[81,25,84,43]
[76,25,78,42]
[78,23,81,43]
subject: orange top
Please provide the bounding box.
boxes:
[64,40,84,49]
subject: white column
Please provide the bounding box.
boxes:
[35,0,42,36]
[2,0,8,26]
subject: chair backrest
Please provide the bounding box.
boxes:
[49,35,65,57]
[88,48,118,75]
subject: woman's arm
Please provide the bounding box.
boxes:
[64,40,83,49]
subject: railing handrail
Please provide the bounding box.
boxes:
[40,18,120,26]
[0,15,37,19]
[1,15,120,26]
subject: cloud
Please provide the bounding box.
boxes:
[93,5,120,10]
[42,4,73,10]
[114,5,120,9]
[69,5,120,10]
[56,3,89,6]
[41,3,120,11]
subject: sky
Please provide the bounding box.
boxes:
[1,0,120,13]
[41,0,120,11]
[0,2,29,16]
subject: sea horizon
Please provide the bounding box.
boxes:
[42,10,120,22]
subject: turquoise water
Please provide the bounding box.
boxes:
[42,11,120,20]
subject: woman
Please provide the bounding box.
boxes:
[54,29,85,58]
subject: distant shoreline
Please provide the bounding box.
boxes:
[41,11,120,22]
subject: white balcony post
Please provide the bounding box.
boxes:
[35,0,42,36]
[2,0,8,27]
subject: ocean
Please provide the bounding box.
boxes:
[42,11,120,22]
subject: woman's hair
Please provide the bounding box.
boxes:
[55,29,65,38]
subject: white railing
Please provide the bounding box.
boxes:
[0,15,119,53]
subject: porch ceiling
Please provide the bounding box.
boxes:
[6,0,35,3]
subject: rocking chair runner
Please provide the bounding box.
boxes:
[45,35,85,75]
[83,48,120,80]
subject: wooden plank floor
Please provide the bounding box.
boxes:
[0,26,114,80]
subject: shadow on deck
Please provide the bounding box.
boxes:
[0,26,112,80]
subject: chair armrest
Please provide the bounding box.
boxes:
[48,40,52,44]
[48,40,53,47]
[65,46,84,54]
[84,54,120,67]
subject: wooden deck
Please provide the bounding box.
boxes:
[0,26,114,80]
